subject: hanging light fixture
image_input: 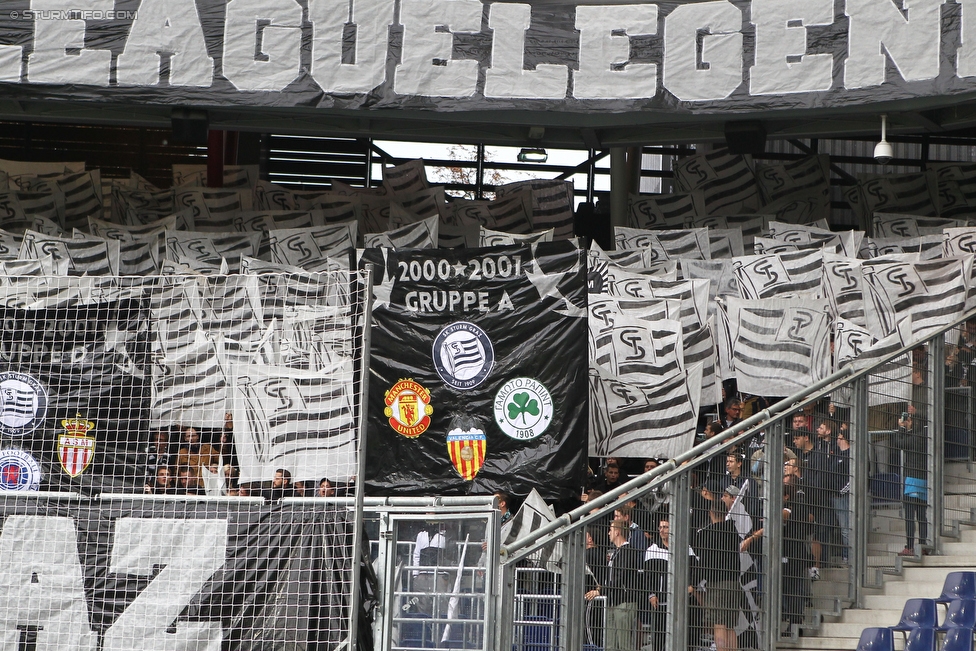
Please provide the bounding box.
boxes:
[517,147,548,163]
[874,114,893,165]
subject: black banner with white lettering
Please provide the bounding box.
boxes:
[0,0,973,117]
[0,497,364,651]
[0,297,151,494]
[363,242,588,500]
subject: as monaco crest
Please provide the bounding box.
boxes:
[58,414,95,478]
[384,379,433,438]
[446,427,486,480]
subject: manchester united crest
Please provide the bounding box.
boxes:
[446,427,486,480]
[57,414,96,478]
[384,379,433,438]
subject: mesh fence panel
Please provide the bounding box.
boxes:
[0,272,367,496]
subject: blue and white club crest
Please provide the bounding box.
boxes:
[0,372,48,437]
[0,449,42,491]
[432,322,495,390]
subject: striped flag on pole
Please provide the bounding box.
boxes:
[732,249,823,299]
[861,256,970,340]
[725,296,831,396]
[615,226,711,260]
[588,361,703,458]
[627,191,704,229]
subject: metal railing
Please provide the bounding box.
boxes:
[495,308,976,651]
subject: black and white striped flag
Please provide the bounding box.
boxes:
[590,313,684,378]
[725,296,832,396]
[732,249,823,299]
[834,317,913,407]
[756,154,831,207]
[280,304,354,371]
[687,214,771,254]
[861,256,971,340]
[627,191,704,229]
[438,223,480,249]
[709,229,745,259]
[381,159,429,196]
[874,212,966,238]
[151,339,229,429]
[450,191,534,233]
[19,230,118,276]
[851,172,939,222]
[588,361,703,458]
[672,148,761,214]
[943,227,976,310]
[589,241,676,274]
[57,171,104,230]
[269,221,358,269]
[767,221,863,257]
[500,488,561,569]
[254,180,302,211]
[615,226,711,260]
[0,228,21,260]
[165,230,261,273]
[479,227,553,247]
[821,253,866,325]
[864,235,942,261]
[680,259,739,311]
[758,189,830,226]
[389,187,450,225]
[364,215,438,250]
[231,360,356,484]
[496,179,576,240]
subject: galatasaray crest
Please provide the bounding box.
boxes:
[384,379,433,438]
[58,414,96,478]
[446,427,486,480]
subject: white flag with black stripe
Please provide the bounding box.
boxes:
[680,259,739,312]
[861,256,970,340]
[672,148,761,214]
[479,227,553,247]
[19,229,119,276]
[280,304,354,371]
[834,317,913,407]
[709,229,745,259]
[365,215,438,250]
[725,296,831,396]
[231,360,356,483]
[382,159,429,196]
[615,226,711,260]
[821,253,866,325]
[733,249,823,299]
[767,221,863,258]
[873,212,966,238]
[496,179,575,240]
[590,314,684,378]
[588,361,703,458]
[269,221,358,267]
[687,214,771,255]
[500,488,561,569]
[864,235,942,261]
[627,191,704,229]
[165,230,260,274]
[151,338,229,429]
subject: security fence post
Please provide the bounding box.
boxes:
[851,374,870,603]
[763,419,784,646]
[668,471,691,651]
[496,559,516,651]
[561,526,586,651]
[929,333,945,550]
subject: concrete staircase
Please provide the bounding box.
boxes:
[779,461,976,651]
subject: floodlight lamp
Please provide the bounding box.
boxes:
[517,147,548,163]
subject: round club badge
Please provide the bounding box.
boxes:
[0,372,48,437]
[432,322,494,390]
[0,449,42,491]
[384,379,434,438]
[494,378,554,440]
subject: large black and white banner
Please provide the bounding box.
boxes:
[0,497,359,651]
[0,292,150,494]
[0,0,973,116]
[363,241,587,500]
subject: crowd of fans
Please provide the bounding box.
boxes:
[142,413,352,500]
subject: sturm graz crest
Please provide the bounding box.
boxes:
[432,322,494,390]
[0,372,48,437]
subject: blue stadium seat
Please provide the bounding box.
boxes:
[937,600,976,632]
[891,599,939,632]
[903,627,936,651]
[937,573,976,605]
[855,627,894,651]
[400,612,435,648]
[941,628,975,651]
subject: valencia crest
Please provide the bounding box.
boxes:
[384,379,433,438]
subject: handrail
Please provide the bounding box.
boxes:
[500,305,976,562]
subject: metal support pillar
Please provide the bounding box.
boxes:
[561,527,586,651]
[609,147,629,242]
[762,419,785,647]
[930,335,945,548]
[668,472,691,651]
[207,130,224,187]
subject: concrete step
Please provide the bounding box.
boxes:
[836,608,902,624]
[877,580,944,596]
[779,635,904,651]
[901,566,956,582]
[921,554,976,566]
